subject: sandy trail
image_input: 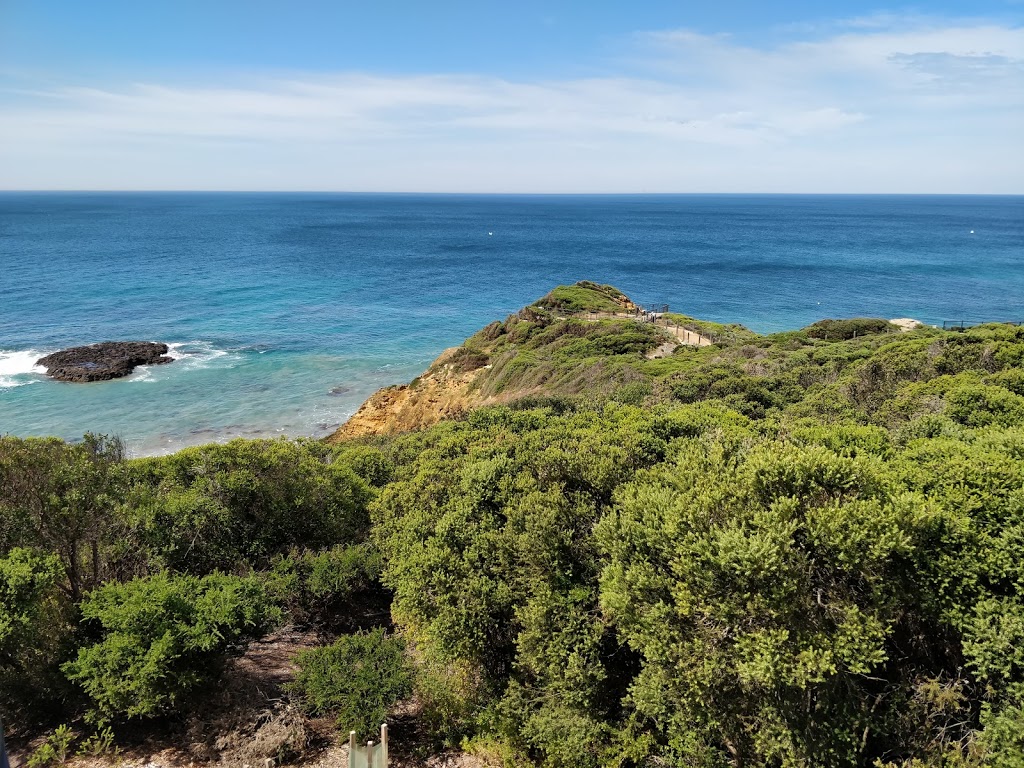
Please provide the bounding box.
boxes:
[582,311,713,357]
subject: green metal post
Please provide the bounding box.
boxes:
[1,715,11,768]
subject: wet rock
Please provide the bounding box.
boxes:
[37,341,173,382]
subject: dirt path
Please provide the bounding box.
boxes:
[27,625,497,768]
[658,322,712,347]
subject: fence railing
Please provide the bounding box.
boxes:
[349,724,388,768]
[943,320,1022,331]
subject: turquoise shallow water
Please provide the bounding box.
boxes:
[1,193,1021,455]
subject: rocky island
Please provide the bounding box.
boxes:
[37,341,173,382]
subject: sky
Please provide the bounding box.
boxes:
[0,0,1022,192]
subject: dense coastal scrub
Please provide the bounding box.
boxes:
[3,283,1024,767]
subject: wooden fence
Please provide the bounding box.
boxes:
[943,320,1022,331]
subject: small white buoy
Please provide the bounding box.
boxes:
[488,232,493,236]
[970,230,975,234]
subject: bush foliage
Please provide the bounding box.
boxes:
[63,572,281,719]
[3,286,1024,766]
[805,317,897,340]
[291,628,411,739]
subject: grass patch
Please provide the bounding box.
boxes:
[535,281,628,314]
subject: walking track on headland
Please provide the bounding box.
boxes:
[581,311,714,358]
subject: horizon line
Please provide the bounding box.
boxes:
[2,190,1022,197]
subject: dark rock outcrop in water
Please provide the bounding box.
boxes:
[37,342,173,382]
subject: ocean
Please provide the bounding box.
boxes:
[1,193,1021,455]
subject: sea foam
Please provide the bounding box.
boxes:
[166,341,235,368]
[124,341,236,383]
[0,349,48,388]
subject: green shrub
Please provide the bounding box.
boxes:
[946,383,1024,427]
[881,374,1024,428]
[597,440,920,765]
[979,700,1024,767]
[307,545,381,600]
[0,547,64,652]
[805,318,896,340]
[0,548,73,726]
[27,724,74,768]
[124,439,372,573]
[787,423,892,457]
[269,544,384,628]
[291,629,411,739]
[26,723,116,767]
[988,367,1024,397]
[76,726,118,758]
[0,434,126,600]
[444,347,490,373]
[64,572,281,720]
[331,445,395,487]
[611,381,651,406]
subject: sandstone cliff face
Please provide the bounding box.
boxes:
[327,282,671,442]
[327,347,492,441]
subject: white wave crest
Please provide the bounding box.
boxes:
[124,340,235,383]
[0,349,49,388]
[129,366,156,383]
[163,341,237,369]
[119,341,236,383]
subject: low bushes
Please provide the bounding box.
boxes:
[0,548,74,727]
[535,282,626,314]
[123,439,372,574]
[291,628,410,739]
[805,317,896,340]
[64,572,281,720]
[445,347,490,374]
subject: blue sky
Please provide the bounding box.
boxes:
[1,1,1022,191]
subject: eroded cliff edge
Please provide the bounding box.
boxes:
[326,281,919,443]
[328,281,721,441]
[328,346,497,440]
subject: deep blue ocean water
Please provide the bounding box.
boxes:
[2,193,1021,455]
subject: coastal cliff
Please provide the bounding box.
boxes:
[328,282,652,440]
[329,346,495,439]
[328,281,742,441]
[328,281,927,443]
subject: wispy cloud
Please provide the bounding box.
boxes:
[1,15,1021,191]
[641,21,1024,104]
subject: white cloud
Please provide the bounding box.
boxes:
[0,15,1021,191]
[643,21,1024,106]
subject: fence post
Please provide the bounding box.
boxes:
[1,715,10,768]
[349,731,357,768]
[381,723,389,767]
